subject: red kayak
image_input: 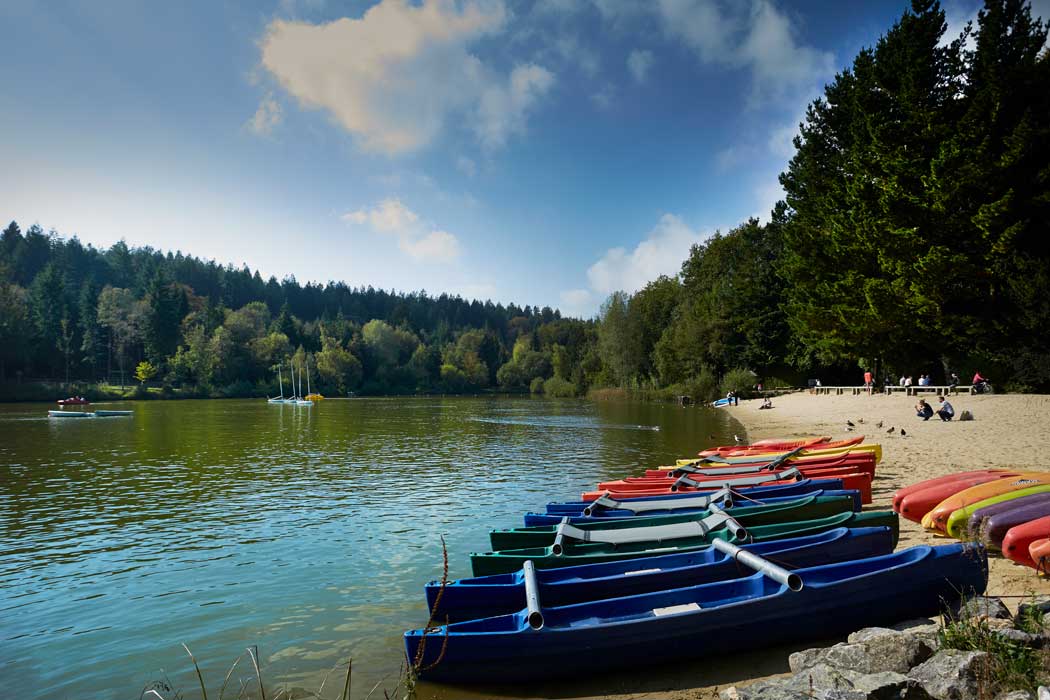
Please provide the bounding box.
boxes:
[645,454,876,480]
[699,436,856,456]
[895,472,1024,523]
[57,397,90,405]
[892,470,1013,512]
[1001,516,1050,569]
[585,469,873,504]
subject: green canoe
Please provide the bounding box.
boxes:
[489,494,857,550]
[470,511,898,576]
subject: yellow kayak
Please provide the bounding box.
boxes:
[944,484,1050,538]
[676,443,882,466]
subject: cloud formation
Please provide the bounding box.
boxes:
[627,49,654,83]
[343,198,461,262]
[246,93,283,136]
[259,0,557,155]
[655,0,834,104]
[586,213,707,295]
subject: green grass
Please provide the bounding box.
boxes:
[937,612,1049,695]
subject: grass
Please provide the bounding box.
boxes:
[140,540,453,700]
[937,606,1050,696]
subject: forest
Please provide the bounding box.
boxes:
[2,0,1048,400]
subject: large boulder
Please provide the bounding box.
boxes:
[995,691,1033,700]
[723,666,932,700]
[952,596,1011,622]
[790,629,935,675]
[907,650,992,700]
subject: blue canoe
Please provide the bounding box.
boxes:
[406,543,987,683]
[426,525,894,622]
[524,488,861,526]
[544,478,849,515]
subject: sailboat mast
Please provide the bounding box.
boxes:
[306,358,311,396]
[278,365,284,398]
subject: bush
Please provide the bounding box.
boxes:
[542,376,576,397]
[529,376,545,394]
[721,367,756,399]
[683,367,720,403]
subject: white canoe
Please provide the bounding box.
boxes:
[48,410,93,418]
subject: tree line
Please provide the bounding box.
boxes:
[2,0,1047,401]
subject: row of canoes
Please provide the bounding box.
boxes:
[893,470,1050,571]
[405,436,989,684]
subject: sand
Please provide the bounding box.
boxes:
[586,391,1050,700]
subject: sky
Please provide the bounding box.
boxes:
[3,0,1043,318]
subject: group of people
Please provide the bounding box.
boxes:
[915,395,955,421]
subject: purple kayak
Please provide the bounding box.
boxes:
[982,496,1050,548]
[968,492,1050,540]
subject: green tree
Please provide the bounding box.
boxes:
[135,360,157,384]
[315,333,362,393]
[97,286,143,388]
[597,291,636,387]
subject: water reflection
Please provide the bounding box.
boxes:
[0,397,736,699]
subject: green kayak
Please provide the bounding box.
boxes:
[489,494,857,550]
[470,511,898,576]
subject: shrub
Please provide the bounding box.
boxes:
[721,367,756,399]
[543,376,575,397]
[529,376,545,394]
[683,367,720,403]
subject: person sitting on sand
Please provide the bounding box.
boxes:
[759,398,773,410]
[936,395,954,421]
[915,399,934,421]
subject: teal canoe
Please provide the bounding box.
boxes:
[489,494,856,550]
[470,511,898,576]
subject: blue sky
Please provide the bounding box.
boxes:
[4,0,1033,318]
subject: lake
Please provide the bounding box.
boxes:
[0,397,740,699]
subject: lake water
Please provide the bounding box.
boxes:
[0,397,741,699]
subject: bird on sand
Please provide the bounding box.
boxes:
[734,434,743,443]
[846,420,855,427]
[857,418,865,424]
[901,428,907,437]
[875,421,884,428]
[845,426,854,432]
[887,426,896,434]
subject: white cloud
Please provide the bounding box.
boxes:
[553,35,601,77]
[342,198,461,262]
[627,49,654,83]
[259,0,553,155]
[654,0,835,105]
[476,63,556,149]
[586,214,709,295]
[767,122,797,158]
[456,156,477,177]
[247,93,283,136]
[590,83,615,110]
[559,288,595,318]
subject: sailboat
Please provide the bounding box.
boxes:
[295,359,313,405]
[305,358,324,401]
[268,364,288,404]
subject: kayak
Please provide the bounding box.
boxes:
[942,484,1050,538]
[585,469,873,505]
[407,543,986,683]
[895,471,1022,522]
[922,473,1050,532]
[1029,537,1050,572]
[701,436,835,454]
[650,454,877,481]
[1002,516,1050,568]
[94,410,133,417]
[965,492,1050,544]
[547,478,850,515]
[688,443,879,464]
[428,526,896,622]
[469,511,899,576]
[981,499,1050,548]
[492,494,857,550]
[523,488,861,526]
[56,397,90,405]
[892,470,1012,511]
[48,410,93,418]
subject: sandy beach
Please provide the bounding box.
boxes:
[590,391,1050,700]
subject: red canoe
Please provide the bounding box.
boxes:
[57,397,91,405]
[585,469,873,504]
[1001,516,1050,569]
[1029,537,1050,573]
[895,472,1025,523]
[645,454,876,480]
[892,470,1013,512]
[699,436,858,456]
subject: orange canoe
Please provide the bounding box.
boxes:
[896,472,1024,523]
[922,473,1050,532]
[1029,537,1050,573]
[892,470,1012,511]
[1002,516,1050,569]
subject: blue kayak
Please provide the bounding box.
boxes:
[524,488,861,526]
[544,478,849,515]
[406,543,987,683]
[426,526,894,622]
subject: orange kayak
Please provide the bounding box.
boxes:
[1002,516,1050,569]
[700,437,857,456]
[1029,537,1050,573]
[922,473,1050,532]
[895,471,1023,523]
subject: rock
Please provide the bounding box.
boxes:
[952,596,1011,622]
[781,663,862,693]
[995,691,1033,700]
[993,627,1045,648]
[726,667,933,700]
[851,671,933,700]
[1038,687,1049,700]
[908,650,992,700]
[1017,597,1050,630]
[888,618,941,636]
[959,410,973,421]
[719,679,813,700]
[790,630,935,675]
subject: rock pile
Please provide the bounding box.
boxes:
[720,596,1050,700]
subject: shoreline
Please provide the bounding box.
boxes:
[589,391,1050,700]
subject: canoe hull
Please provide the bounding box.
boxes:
[1001,516,1050,568]
[409,544,986,683]
[924,473,1050,532]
